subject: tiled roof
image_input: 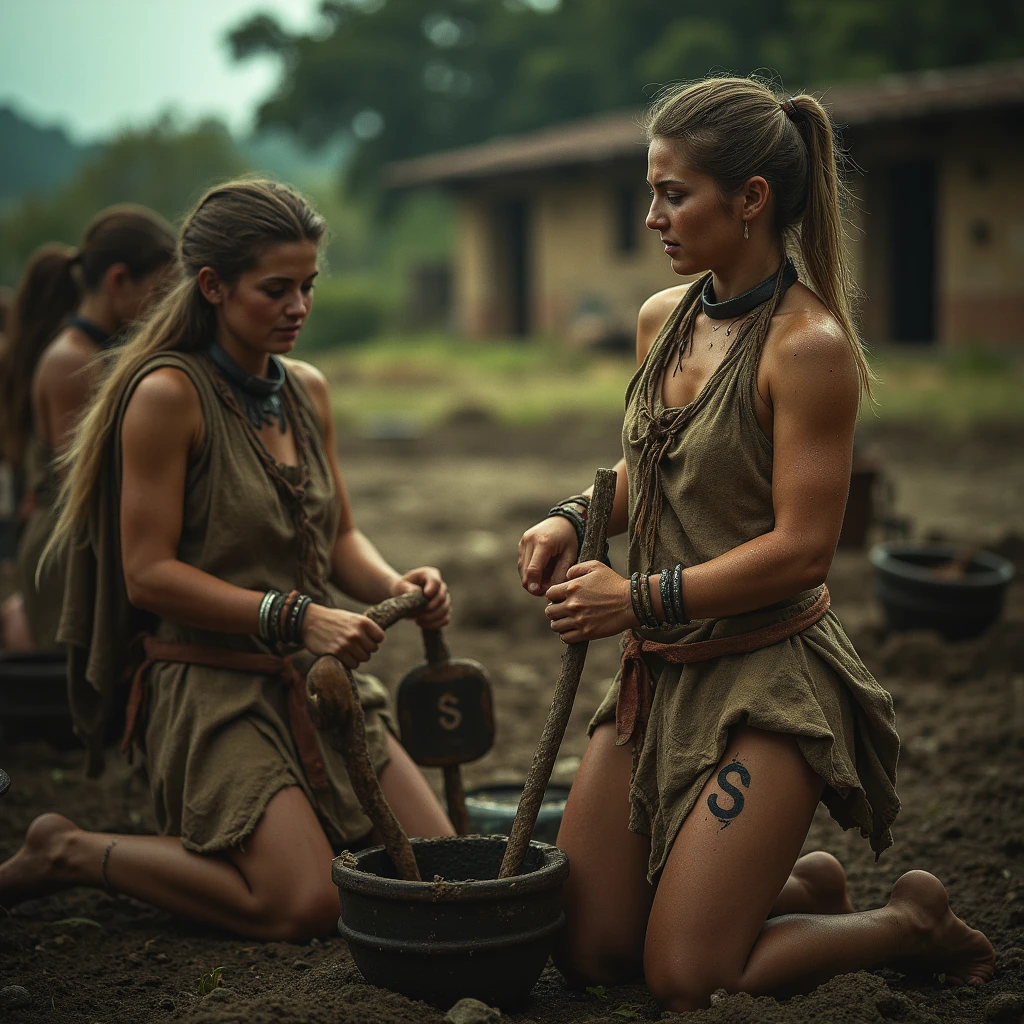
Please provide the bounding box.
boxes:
[387,60,1024,187]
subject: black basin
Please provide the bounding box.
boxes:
[869,542,1015,641]
[464,784,570,846]
[333,835,569,1008]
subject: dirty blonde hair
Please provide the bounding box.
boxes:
[45,179,326,564]
[643,76,874,395]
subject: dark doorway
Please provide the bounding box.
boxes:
[887,160,937,343]
[497,198,530,337]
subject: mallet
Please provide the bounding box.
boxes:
[307,589,428,881]
[396,629,495,835]
[499,467,617,879]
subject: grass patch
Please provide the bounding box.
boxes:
[314,334,1024,432]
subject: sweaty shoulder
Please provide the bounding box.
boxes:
[636,285,690,364]
[763,299,860,411]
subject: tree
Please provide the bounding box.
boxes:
[0,116,246,283]
[229,0,1024,191]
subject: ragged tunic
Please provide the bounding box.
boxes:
[14,433,64,651]
[589,278,901,884]
[59,351,394,853]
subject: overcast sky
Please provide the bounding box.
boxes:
[0,0,320,141]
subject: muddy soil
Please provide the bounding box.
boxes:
[1,420,1023,1024]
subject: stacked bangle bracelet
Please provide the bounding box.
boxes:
[548,492,611,566]
[629,565,688,630]
[258,588,314,649]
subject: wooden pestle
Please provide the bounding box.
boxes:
[499,468,617,879]
[306,589,427,882]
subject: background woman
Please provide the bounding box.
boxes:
[518,78,993,1012]
[0,179,453,940]
[3,209,175,651]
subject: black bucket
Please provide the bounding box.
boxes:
[464,783,570,845]
[333,835,569,1008]
[869,542,1015,641]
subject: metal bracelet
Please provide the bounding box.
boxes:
[638,572,658,629]
[673,563,688,625]
[660,568,675,627]
[258,590,280,643]
[629,572,644,625]
[293,595,313,645]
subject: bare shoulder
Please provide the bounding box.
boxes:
[283,356,331,428]
[637,284,691,362]
[35,327,95,383]
[283,357,328,400]
[124,366,201,425]
[766,286,858,381]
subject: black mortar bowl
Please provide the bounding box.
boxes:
[869,542,1015,641]
[332,834,569,1008]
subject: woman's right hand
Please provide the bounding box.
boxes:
[301,604,386,668]
[518,515,580,596]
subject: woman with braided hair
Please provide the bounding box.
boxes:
[0,180,453,939]
[517,78,994,1010]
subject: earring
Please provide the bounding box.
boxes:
[743,221,749,240]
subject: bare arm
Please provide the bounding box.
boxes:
[120,366,387,667]
[290,360,450,629]
[544,315,859,641]
[517,286,685,595]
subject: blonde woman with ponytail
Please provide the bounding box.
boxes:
[518,77,993,1009]
[0,179,453,939]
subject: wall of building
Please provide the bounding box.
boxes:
[451,109,1024,348]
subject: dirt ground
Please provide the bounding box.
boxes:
[1,418,1023,1024]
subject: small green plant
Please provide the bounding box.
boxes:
[196,966,225,995]
[50,768,65,785]
[586,985,608,1000]
[611,1005,641,1019]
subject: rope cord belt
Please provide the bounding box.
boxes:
[615,585,831,749]
[122,636,329,791]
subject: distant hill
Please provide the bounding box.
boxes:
[0,106,96,212]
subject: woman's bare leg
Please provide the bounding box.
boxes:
[0,786,342,940]
[644,726,994,1013]
[553,725,855,988]
[377,733,455,838]
[554,724,655,986]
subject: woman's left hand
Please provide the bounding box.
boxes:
[544,561,636,644]
[391,566,451,630]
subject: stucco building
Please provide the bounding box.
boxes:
[388,61,1024,348]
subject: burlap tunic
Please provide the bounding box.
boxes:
[590,280,901,884]
[14,434,64,650]
[59,351,395,853]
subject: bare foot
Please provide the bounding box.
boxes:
[770,851,855,918]
[887,870,995,986]
[0,813,81,908]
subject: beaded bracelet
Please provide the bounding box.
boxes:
[672,564,687,625]
[548,503,587,551]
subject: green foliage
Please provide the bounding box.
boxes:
[298,276,394,351]
[0,115,246,283]
[586,984,609,999]
[228,0,1024,190]
[196,966,225,996]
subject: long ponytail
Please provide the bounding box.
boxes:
[0,245,81,471]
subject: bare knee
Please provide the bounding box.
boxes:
[553,928,641,989]
[795,851,845,891]
[259,886,338,943]
[645,952,736,1014]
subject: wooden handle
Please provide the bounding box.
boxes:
[363,589,428,629]
[306,656,421,881]
[499,468,617,878]
[443,764,470,835]
[422,628,451,666]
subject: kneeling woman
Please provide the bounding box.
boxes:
[518,79,993,1010]
[0,180,453,940]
